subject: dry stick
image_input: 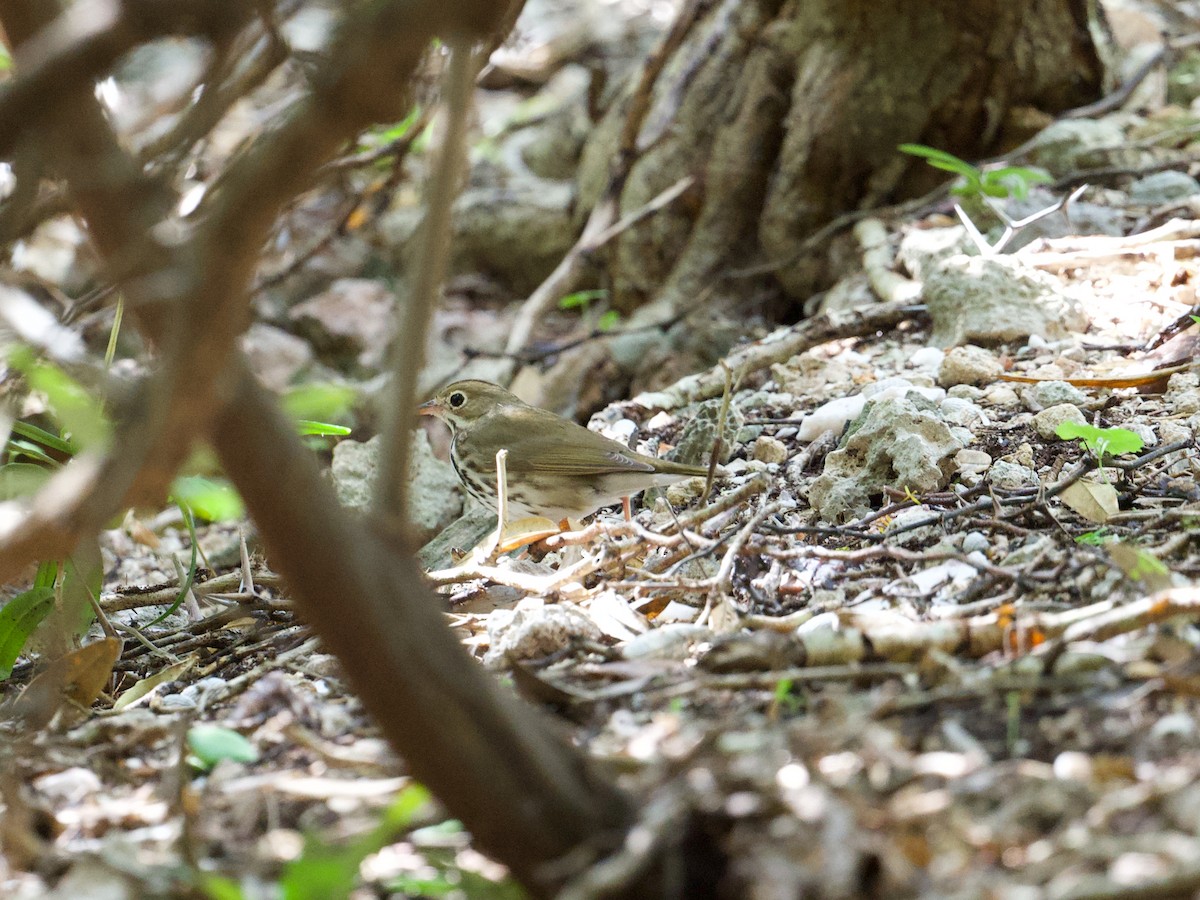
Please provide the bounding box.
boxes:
[699,500,785,630]
[0,0,251,159]
[376,42,480,521]
[141,25,287,165]
[102,570,283,613]
[635,301,928,411]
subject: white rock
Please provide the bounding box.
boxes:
[1033,403,1087,439]
[908,347,945,371]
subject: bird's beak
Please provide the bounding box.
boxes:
[418,398,442,417]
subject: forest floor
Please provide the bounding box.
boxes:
[5,0,1200,898]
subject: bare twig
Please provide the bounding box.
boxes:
[375,42,480,521]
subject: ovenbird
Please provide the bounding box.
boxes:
[418,380,709,523]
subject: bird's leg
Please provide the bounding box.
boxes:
[622,496,632,521]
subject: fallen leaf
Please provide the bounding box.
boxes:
[1061,479,1119,523]
[8,637,122,727]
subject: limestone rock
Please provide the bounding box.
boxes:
[330,432,462,541]
[808,398,963,522]
[923,255,1086,347]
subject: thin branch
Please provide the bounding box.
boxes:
[375,42,480,521]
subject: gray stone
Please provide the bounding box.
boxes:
[1033,403,1087,440]
[330,432,462,541]
[381,181,576,295]
[669,399,744,466]
[751,435,788,465]
[954,449,992,481]
[241,323,314,392]
[897,226,975,280]
[483,601,602,669]
[288,278,396,372]
[808,398,963,522]
[1129,170,1200,205]
[939,397,987,428]
[1024,380,1088,411]
[923,255,1086,347]
[1024,118,1129,175]
[989,460,1039,491]
[961,531,989,554]
[938,344,1003,387]
[417,506,498,571]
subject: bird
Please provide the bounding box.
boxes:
[418,380,710,524]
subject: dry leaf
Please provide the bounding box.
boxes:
[1061,479,1119,523]
[9,637,122,728]
[112,656,196,711]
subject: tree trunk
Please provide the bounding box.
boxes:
[578,0,1103,311]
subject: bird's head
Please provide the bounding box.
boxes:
[417,380,520,433]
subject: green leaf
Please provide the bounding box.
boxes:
[172,475,245,522]
[187,725,259,770]
[199,875,245,900]
[1075,529,1113,546]
[280,784,434,900]
[33,559,59,591]
[294,420,352,437]
[9,347,110,451]
[365,107,423,147]
[0,48,11,72]
[979,165,1053,199]
[9,420,75,456]
[596,310,621,332]
[1055,422,1144,458]
[282,383,358,425]
[0,585,56,678]
[898,143,982,182]
[0,462,53,499]
[6,439,59,467]
[557,289,608,311]
[142,502,198,627]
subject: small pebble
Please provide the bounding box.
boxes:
[1025,380,1087,411]
[961,531,989,554]
[909,347,945,370]
[938,345,1003,387]
[752,435,789,465]
[990,460,1039,490]
[954,449,992,479]
[1033,403,1086,439]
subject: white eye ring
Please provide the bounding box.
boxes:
[449,392,466,408]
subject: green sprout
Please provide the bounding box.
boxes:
[1055,422,1144,464]
[899,144,1052,200]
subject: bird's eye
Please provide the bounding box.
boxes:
[448,391,466,409]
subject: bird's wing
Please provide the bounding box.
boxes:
[481,408,657,477]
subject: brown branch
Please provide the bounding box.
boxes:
[212,365,638,895]
[0,0,251,158]
[375,42,480,521]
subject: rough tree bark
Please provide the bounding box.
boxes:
[576,0,1104,313]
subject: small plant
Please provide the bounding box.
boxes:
[187,725,260,772]
[768,677,803,719]
[898,144,1052,200]
[0,348,352,678]
[197,784,526,900]
[558,289,621,332]
[1075,528,1114,546]
[1055,422,1144,464]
